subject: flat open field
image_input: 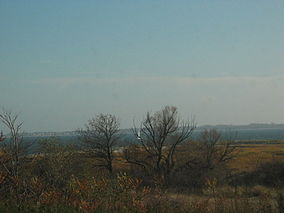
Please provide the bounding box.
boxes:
[230,141,284,171]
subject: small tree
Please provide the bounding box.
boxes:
[79,114,120,174]
[0,109,24,179]
[124,106,196,180]
[198,129,236,170]
[173,129,237,188]
[0,109,30,208]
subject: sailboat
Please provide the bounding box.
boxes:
[137,129,141,140]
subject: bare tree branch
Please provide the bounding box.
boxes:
[78,114,120,174]
[124,106,196,180]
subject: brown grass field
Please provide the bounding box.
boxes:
[3,139,284,212]
[230,141,284,171]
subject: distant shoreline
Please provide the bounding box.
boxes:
[19,123,284,137]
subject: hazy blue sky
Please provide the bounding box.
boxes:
[1,0,284,131]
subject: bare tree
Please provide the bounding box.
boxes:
[124,106,196,179]
[199,129,237,169]
[79,114,120,174]
[175,129,237,173]
[0,109,24,179]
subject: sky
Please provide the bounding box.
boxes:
[0,0,284,132]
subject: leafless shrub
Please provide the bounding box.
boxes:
[79,113,120,174]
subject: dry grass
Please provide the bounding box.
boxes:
[3,140,284,212]
[230,141,284,171]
